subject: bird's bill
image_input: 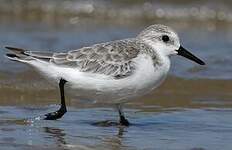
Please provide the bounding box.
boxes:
[177,46,205,65]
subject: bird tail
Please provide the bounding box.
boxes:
[5,46,31,62]
[5,46,53,62]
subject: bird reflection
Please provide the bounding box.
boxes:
[117,126,125,138]
[43,127,67,146]
[100,126,128,150]
[43,123,128,149]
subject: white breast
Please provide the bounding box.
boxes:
[116,53,170,102]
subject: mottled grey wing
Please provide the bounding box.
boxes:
[50,39,140,78]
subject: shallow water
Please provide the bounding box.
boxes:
[0,0,232,150]
[0,107,232,150]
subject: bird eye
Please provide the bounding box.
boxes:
[162,35,170,42]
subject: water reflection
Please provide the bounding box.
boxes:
[43,124,128,150]
[43,127,67,147]
[98,126,128,150]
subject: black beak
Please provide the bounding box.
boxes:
[177,46,205,65]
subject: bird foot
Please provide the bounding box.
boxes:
[44,106,67,120]
[120,116,130,126]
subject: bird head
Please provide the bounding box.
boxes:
[137,24,205,65]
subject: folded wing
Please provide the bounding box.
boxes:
[5,39,141,79]
[51,39,140,78]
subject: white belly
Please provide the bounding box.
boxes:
[30,54,170,104]
[67,54,170,103]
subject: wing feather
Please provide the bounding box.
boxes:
[50,39,141,78]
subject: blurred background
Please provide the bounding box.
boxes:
[0,0,232,150]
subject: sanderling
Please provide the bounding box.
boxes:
[5,24,205,126]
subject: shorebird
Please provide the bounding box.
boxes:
[5,24,205,126]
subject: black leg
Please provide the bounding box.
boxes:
[44,78,67,120]
[117,104,130,126]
